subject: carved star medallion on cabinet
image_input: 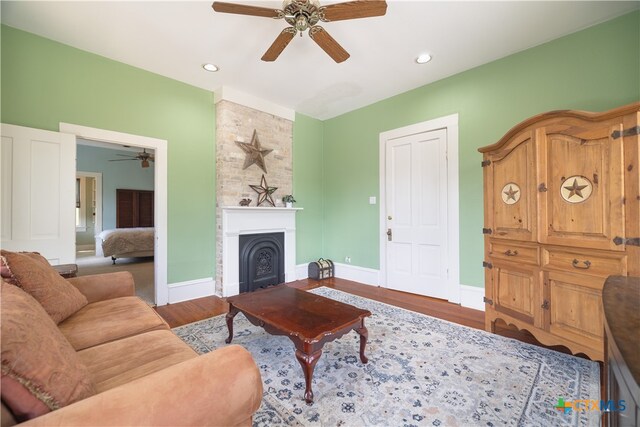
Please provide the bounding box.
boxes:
[560,175,592,203]
[501,182,521,205]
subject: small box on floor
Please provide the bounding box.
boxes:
[308,258,334,280]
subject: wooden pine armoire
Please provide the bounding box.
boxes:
[479,102,639,362]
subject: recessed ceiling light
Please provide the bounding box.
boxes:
[416,54,432,64]
[203,63,219,72]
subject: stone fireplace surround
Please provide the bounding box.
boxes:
[219,207,301,297]
[214,90,297,297]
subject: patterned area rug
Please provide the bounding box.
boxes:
[174,287,600,426]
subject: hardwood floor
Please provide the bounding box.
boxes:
[155,277,605,396]
[156,277,576,353]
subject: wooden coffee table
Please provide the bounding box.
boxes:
[225,285,371,404]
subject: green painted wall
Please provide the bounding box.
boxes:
[322,11,640,288]
[1,25,216,283]
[293,113,324,263]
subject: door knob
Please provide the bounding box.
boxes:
[386,229,392,241]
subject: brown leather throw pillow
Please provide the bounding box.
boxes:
[0,250,88,324]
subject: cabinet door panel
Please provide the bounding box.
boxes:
[546,271,604,355]
[485,133,536,241]
[539,123,624,251]
[491,262,541,326]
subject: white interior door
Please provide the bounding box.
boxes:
[385,129,449,299]
[1,124,76,265]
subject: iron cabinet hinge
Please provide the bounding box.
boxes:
[483,297,493,305]
[481,160,491,167]
[611,126,640,140]
[482,261,493,269]
[613,236,640,247]
[538,183,548,192]
[482,228,493,235]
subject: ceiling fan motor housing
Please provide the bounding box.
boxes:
[283,0,321,32]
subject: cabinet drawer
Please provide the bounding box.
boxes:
[488,240,539,265]
[543,248,626,277]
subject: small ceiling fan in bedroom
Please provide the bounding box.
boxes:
[211,0,387,63]
[108,149,155,168]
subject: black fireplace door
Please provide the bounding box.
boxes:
[239,233,285,293]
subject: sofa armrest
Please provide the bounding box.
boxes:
[20,344,263,427]
[66,272,135,303]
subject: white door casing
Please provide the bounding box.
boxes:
[59,123,168,306]
[1,124,76,265]
[379,114,460,303]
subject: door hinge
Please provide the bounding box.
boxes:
[538,183,548,192]
[611,126,640,140]
[482,228,492,235]
[483,296,493,305]
[613,236,640,247]
[481,160,491,167]
[482,261,493,269]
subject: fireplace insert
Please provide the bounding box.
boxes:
[238,232,285,293]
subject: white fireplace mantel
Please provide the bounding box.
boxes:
[220,206,302,297]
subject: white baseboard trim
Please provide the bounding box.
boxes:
[460,285,485,311]
[333,262,379,287]
[296,263,308,280]
[168,277,215,304]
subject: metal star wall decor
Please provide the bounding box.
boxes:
[249,174,278,207]
[236,130,273,173]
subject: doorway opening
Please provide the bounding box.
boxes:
[61,123,168,306]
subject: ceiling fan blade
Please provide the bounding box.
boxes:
[115,154,137,158]
[212,2,283,18]
[108,159,138,162]
[261,28,297,62]
[319,0,387,22]
[309,26,350,63]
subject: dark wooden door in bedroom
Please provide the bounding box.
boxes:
[116,189,154,228]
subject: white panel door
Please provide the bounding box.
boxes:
[1,124,76,265]
[385,129,448,299]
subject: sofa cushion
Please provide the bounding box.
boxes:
[0,250,88,324]
[59,296,170,351]
[0,283,96,422]
[78,330,197,393]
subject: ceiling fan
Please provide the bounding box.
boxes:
[108,149,155,168]
[211,0,387,63]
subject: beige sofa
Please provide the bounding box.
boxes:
[1,251,263,427]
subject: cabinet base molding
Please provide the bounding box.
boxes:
[486,309,603,361]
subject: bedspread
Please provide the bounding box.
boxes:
[98,227,155,257]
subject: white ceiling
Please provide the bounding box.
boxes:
[2,1,637,120]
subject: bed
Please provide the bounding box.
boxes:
[95,227,155,264]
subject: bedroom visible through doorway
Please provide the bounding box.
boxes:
[75,139,156,306]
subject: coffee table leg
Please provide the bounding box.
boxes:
[355,324,369,364]
[225,306,238,344]
[295,349,322,404]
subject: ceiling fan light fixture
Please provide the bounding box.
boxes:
[416,53,432,64]
[141,159,150,168]
[202,63,219,72]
